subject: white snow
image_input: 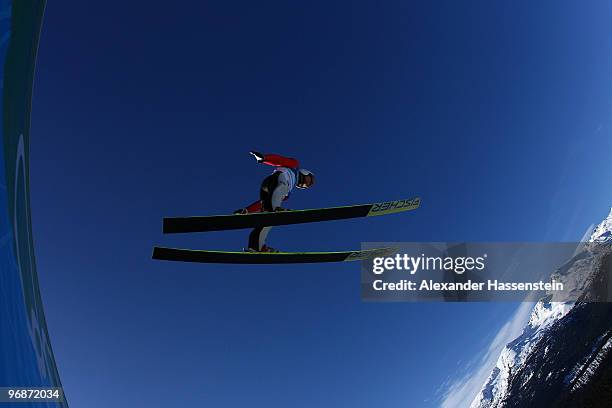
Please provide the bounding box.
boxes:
[470,300,572,408]
[590,207,612,243]
[469,208,612,408]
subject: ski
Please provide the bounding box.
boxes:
[152,246,397,264]
[163,196,420,234]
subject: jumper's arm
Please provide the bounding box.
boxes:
[250,151,299,169]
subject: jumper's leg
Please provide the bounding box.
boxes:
[246,174,288,251]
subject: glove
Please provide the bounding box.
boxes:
[249,151,265,163]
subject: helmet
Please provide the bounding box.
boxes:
[296,169,315,189]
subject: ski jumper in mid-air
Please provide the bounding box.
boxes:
[234,151,315,252]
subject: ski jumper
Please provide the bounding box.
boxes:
[245,154,300,250]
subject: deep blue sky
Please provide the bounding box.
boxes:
[29,1,612,407]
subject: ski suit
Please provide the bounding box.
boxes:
[244,153,300,250]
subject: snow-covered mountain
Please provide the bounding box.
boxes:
[470,209,612,408]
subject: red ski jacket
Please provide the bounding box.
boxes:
[244,153,298,213]
[260,153,299,169]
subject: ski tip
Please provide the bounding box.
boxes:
[366,197,421,217]
[345,246,400,261]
